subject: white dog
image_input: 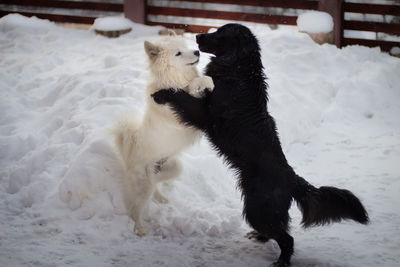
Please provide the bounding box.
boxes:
[112,35,214,236]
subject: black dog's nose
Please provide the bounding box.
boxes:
[194,50,200,57]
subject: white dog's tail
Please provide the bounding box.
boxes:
[111,115,141,168]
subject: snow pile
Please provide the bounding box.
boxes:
[0,13,56,33]
[1,14,400,267]
[90,15,163,38]
[391,46,400,56]
[297,11,334,33]
[92,16,134,31]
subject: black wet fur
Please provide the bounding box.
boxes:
[152,23,369,266]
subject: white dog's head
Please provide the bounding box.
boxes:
[144,36,200,84]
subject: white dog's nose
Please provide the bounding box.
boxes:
[194,50,200,57]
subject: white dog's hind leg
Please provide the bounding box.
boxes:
[131,184,153,236]
[131,207,148,236]
[125,169,154,236]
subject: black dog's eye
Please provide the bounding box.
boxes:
[175,51,181,56]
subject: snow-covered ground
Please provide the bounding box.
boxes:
[1,14,400,267]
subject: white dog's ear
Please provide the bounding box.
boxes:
[144,41,160,60]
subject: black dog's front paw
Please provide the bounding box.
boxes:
[203,87,213,97]
[151,88,175,104]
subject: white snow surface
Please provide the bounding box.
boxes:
[1,14,400,267]
[297,11,334,33]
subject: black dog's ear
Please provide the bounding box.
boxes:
[144,41,161,60]
[222,26,260,64]
[238,31,260,58]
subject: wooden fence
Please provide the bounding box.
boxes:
[0,0,399,52]
[145,0,320,33]
[0,0,123,24]
[342,2,400,51]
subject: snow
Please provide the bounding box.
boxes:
[390,46,400,56]
[92,16,134,31]
[1,13,400,267]
[0,12,55,32]
[297,11,334,33]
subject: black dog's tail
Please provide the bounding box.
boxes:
[291,174,369,228]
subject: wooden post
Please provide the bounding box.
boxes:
[318,0,344,48]
[124,0,146,24]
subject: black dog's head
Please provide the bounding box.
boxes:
[196,24,260,59]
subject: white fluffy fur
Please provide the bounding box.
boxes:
[112,36,214,236]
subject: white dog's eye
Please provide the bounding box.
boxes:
[175,51,181,56]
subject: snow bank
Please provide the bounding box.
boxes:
[297,11,334,33]
[391,46,400,56]
[1,14,400,267]
[0,13,56,36]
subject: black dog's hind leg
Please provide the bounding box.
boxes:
[152,88,209,130]
[270,230,294,267]
[246,230,270,243]
[249,224,293,267]
[244,188,294,267]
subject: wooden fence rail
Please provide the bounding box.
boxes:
[0,0,123,12]
[149,0,319,10]
[0,0,123,24]
[344,2,400,16]
[145,0,319,33]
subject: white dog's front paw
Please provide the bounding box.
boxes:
[188,76,214,97]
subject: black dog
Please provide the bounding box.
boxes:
[152,23,368,267]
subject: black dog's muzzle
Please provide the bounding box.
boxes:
[196,33,215,54]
